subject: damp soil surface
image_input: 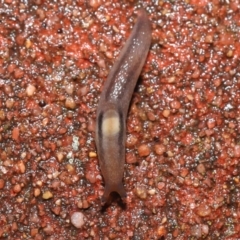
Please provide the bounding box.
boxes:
[0,0,240,239]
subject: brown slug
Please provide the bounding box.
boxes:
[95,8,151,204]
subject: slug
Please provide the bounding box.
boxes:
[95,8,151,203]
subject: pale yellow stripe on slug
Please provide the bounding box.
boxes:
[102,110,120,136]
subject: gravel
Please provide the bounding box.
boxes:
[0,0,240,239]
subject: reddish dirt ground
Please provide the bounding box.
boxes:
[0,0,240,239]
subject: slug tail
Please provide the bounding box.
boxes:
[101,183,126,204]
[115,182,127,200]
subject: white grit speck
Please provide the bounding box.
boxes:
[72,135,79,151]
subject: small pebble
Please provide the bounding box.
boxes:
[191,225,202,238]
[148,189,156,195]
[25,39,32,48]
[207,118,216,129]
[89,0,102,8]
[157,226,167,237]
[154,144,166,155]
[85,171,97,184]
[12,127,20,141]
[196,204,211,217]
[13,184,22,193]
[234,145,240,158]
[167,76,176,83]
[134,185,147,200]
[42,191,53,199]
[89,152,97,158]
[6,98,15,108]
[17,161,26,174]
[170,100,181,109]
[0,110,6,120]
[14,68,24,78]
[166,151,174,157]
[138,144,151,157]
[56,152,64,162]
[77,199,90,209]
[126,152,137,164]
[71,212,85,228]
[0,179,5,189]
[26,84,36,96]
[65,97,76,109]
[162,109,170,118]
[34,188,41,197]
[196,163,206,175]
[51,206,61,215]
[201,224,209,235]
[65,83,74,95]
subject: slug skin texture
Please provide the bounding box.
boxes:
[95,8,151,204]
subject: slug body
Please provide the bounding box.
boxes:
[95,9,151,203]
